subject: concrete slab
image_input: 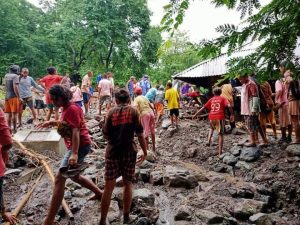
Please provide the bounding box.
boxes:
[14,129,67,156]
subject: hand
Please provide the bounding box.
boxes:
[136,152,146,166]
[230,115,235,122]
[68,153,78,166]
[19,98,23,103]
[36,121,52,129]
[2,212,17,225]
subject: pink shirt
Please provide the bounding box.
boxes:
[0,108,10,176]
[98,79,112,96]
[275,79,289,107]
[71,86,82,102]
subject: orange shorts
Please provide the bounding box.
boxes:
[155,102,164,115]
[5,97,19,113]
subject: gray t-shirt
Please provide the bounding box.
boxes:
[4,73,19,100]
[19,76,44,99]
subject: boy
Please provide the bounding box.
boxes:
[154,85,165,124]
[193,87,234,156]
[0,108,17,224]
[165,82,180,127]
[100,89,147,225]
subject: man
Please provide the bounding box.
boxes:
[145,86,157,103]
[275,61,292,142]
[0,108,17,224]
[126,76,136,101]
[100,89,147,225]
[165,82,180,128]
[38,67,63,121]
[4,65,22,133]
[98,73,113,115]
[38,85,103,225]
[18,68,45,126]
[140,75,151,96]
[81,71,93,115]
[239,74,268,146]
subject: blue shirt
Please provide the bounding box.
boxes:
[96,74,102,84]
[140,79,151,96]
[145,88,157,102]
[128,81,134,94]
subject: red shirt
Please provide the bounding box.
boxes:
[186,91,200,98]
[40,74,63,103]
[61,103,91,149]
[0,108,12,176]
[204,96,229,120]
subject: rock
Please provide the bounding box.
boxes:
[139,206,160,224]
[233,199,266,220]
[107,200,120,223]
[239,147,263,162]
[149,171,164,185]
[196,209,224,224]
[161,119,171,129]
[132,188,155,207]
[223,155,238,166]
[174,205,193,221]
[135,217,151,225]
[139,161,154,169]
[4,168,22,176]
[249,213,273,225]
[223,217,238,225]
[163,166,198,189]
[235,161,252,170]
[253,193,271,205]
[195,172,209,182]
[219,152,232,160]
[72,188,91,198]
[229,146,242,156]
[212,163,230,173]
[167,126,177,136]
[286,144,300,157]
[140,169,151,183]
[64,190,72,200]
[186,147,197,158]
[146,151,156,163]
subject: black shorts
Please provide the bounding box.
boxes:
[21,97,34,110]
[35,100,45,109]
[170,108,179,117]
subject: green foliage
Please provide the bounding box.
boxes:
[161,0,300,82]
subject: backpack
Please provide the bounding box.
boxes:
[289,80,300,100]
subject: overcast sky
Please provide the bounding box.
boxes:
[27,0,271,43]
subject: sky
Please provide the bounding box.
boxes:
[27,0,271,43]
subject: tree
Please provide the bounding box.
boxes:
[161,0,300,81]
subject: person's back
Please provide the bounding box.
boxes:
[4,73,19,100]
[99,79,112,96]
[205,95,228,120]
[134,95,152,116]
[155,89,164,103]
[145,88,157,102]
[165,87,179,110]
[41,74,62,90]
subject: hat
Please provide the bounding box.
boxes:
[143,74,149,78]
[135,87,142,95]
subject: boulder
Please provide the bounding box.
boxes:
[212,163,230,173]
[140,169,151,183]
[163,166,198,189]
[286,144,300,157]
[161,119,171,129]
[107,200,120,223]
[174,205,193,221]
[239,147,262,162]
[132,188,155,207]
[222,155,238,166]
[233,199,266,220]
[135,217,151,225]
[229,146,242,156]
[235,161,252,170]
[149,171,164,186]
[146,151,156,163]
[139,206,160,224]
[249,213,273,225]
[195,172,209,182]
[196,209,224,224]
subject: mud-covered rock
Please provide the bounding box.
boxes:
[223,154,238,166]
[132,188,155,207]
[249,213,273,225]
[239,147,263,162]
[233,199,266,220]
[149,171,164,185]
[163,166,198,189]
[174,205,193,221]
[139,206,160,224]
[286,144,300,157]
[229,145,242,156]
[196,209,224,224]
[140,169,151,183]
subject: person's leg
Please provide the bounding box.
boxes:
[30,106,37,121]
[7,113,12,130]
[287,124,293,142]
[46,108,53,121]
[42,173,67,225]
[71,175,103,198]
[291,115,300,143]
[218,134,224,156]
[18,102,23,127]
[100,179,116,225]
[150,113,156,151]
[54,108,59,121]
[207,128,213,146]
[12,112,17,132]
[123,179,133,223]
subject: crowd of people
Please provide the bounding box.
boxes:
[0,61,299,224]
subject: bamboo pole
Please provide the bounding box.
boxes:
[13,139,74,220]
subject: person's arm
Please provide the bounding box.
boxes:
[192,106,205,119]
[134,109,147,165]
[12,77,22,101]
[275,81,283,103]
[149,102,156,115]
[36,120,59,128]
[68,128,80,166]
[136,133,147,165]
[126,80,130,91]
[31,77,45,93]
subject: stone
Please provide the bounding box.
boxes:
[107,200,120,223]
[239,147,263,162]
[249,213,273,225]
[223,155,238,166]
[196,209,224,224]
[195,172,209,182]
[149,171,164,185]
[4,168,22,176]
[233,199,266,220]
[219,152,232,160]
[146,151,156,163]
[135,217,151,225]
[72,188,91,198]
[139,161,154,169]
[186,147,197,158]
[286,144,300,157]
[140,169,151,183]
[229,146,242,156]
[223,217,238,225]
[139,206,160,224]
[231,128,247,135]
[167,126,177,136]
[174,206,193,221]
[212,163,230,173]
[163,166,198,189]
[64,190,72,200]
[235,161,252,170]
[161,119,171,129]
[132,188,155,207]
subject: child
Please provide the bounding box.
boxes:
[193,87,234,156]
[32,86,47,118]
[154,85,165,124]
[0,108,17,224]
[70,83,83,108]
[165,82,180,128]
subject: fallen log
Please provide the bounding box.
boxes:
[13,139,74,220]
[4,172,44,225]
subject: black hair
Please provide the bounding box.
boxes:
[47,66,56,75]
[213,87,222,96]
[49,85,72,104]
[115,89,130,103]
[167,82,172,88]
[9,65,20,74]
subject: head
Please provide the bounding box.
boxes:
[238,74,249,84]
[70,82,75,87]
[156,84,160,90]
[115,89,130,105]
[135,87,142,96]
[9,65,20,74]
[167,82,172,89]
[130,76,135,81]
[143,75,149,80]
[49,85,73,107]
[213,87,222,96]
[47,66,57,75]
[107,72,113,78]
[87,71,93,77]
[21,68,29,77]
[103,73,109,79]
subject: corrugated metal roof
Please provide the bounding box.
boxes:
[173,48,255,79]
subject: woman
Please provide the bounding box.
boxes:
[288,78,300,144]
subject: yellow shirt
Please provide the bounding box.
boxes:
[165,88,179,109]
[133,95,152,116]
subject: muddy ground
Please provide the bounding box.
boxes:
[2,111,300,225]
